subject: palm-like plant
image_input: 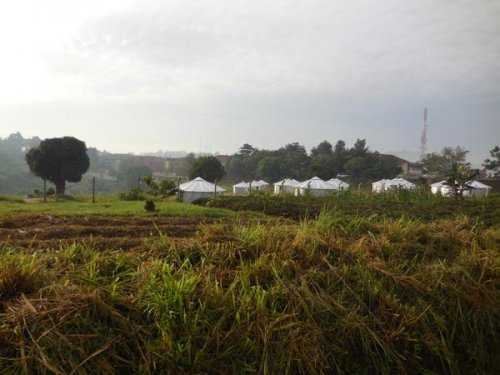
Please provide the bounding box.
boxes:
[445,163,477,200]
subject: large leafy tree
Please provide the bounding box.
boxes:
[333,140,348,173]
[189,156,226,182]
[446,163,477,201]
[310,140,333,157]
[227,144,267,181]
[308,140,338,179]
[256,156,286,182]
[25,137,90,196]
[483,146,499,177]
[422,146,469,178]
[349,139,369,158]
[307,154,338,179]
[279,142,309,180]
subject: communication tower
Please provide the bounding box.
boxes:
[420,108,428,160]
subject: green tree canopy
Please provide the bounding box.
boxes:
[446,163,477,201]
[189,156,226,182]
[350,139,369,158]
[279,142,309,180]
[310,140,333,157]
[25,137,90,196]
[307,154,338,180]
[256,156,286,182]
[483,146,499,177]
[423,146,469,178]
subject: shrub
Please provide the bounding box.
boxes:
[118,187,145,201]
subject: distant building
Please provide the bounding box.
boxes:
[214,155,231,167]
[380,154,423,178]
[131,156,167,172]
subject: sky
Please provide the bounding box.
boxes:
[0,0,499,166]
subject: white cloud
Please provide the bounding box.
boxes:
[1,0,499,164]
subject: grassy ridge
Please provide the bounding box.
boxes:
[1,211,498,374]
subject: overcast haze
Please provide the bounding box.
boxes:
[1,0,499,165]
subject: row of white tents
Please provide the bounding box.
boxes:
[372,178,491,196]
[178,176,350,202]
[429,180,492,197]
[233,177,350,196]
[178,176,492,203]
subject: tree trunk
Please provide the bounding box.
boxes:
[55,179,66,196]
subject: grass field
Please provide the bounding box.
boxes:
[0,193,499,374]
[0,194,235,218]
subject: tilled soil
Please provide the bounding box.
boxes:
[0,214,224,251]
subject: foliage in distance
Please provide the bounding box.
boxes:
[188,156,226,182]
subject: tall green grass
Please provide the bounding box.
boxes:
[0,211,498,374]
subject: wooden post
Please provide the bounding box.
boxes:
[43,179,47,203]
[92,177,96,203]
[214,179,218,195]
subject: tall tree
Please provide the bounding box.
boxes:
[307,154,338,179]
[483,146,499,177]
[280,142,309,180]
[189,156,226,182]
[350,139,369,158]
[310,140,333,157]
[256,156,286,182]
[446,163,477,201]
[308,140,336,179]
[25,137,90,196]
[423,146,469,178]
[333,140,348,173]
[238,143,257,156]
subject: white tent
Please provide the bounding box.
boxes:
[179,177,226,203]
[294,177,336,196]
[254,180,270,190]
[327,178,350,191]
[232,180,269,195]
[372,178,416,193]
[440,184,453,197]
[372,179,390,193]
[390,178,416,190]
[463,180,492,197]
[430,180,447,194]
[274,179,300,194]
[233,181,250,195]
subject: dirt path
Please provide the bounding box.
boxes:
[0,214,225,251]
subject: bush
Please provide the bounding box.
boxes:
[118,187,145,201]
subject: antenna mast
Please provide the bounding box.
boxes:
[420,108,428,160]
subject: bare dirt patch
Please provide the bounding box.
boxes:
[0,214,225,251]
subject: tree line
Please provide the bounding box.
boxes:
[1,132,499,196]
[225,139,401,182]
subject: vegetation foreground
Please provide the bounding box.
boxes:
[0,196,499,374]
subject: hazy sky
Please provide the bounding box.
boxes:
[1,0,499,165]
